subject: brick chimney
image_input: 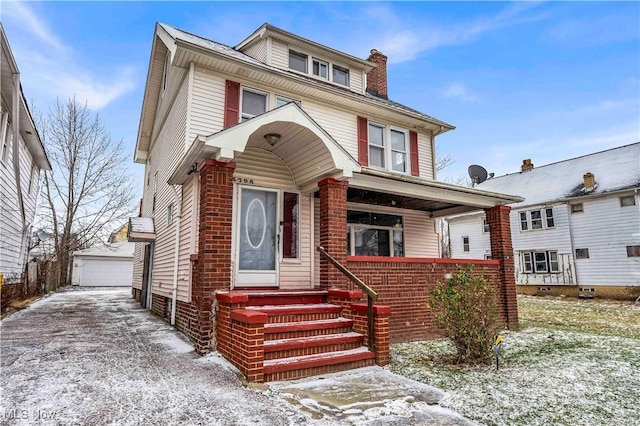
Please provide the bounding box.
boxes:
[521,159,534,172]
[366,49,388,99]
[583,172,595,190]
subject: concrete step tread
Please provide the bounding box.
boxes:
[264,317,353,333]
[263,347,375,374]
[264,332,364,352]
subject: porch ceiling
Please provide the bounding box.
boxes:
[348,169,524,217]
[168,102,361,186]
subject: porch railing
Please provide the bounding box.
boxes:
[316,246,378,351]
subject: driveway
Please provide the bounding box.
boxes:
[1,289,473,425]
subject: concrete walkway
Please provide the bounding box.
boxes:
[0,289,474,425]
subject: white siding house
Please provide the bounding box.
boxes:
[0,24,51,283]
[448,143,640,299]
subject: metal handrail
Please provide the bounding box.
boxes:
[317,246,377,351]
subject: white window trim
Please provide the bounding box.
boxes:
[287,49,351,88]
[240,86,269,121]
[521,250,560,274]
[331,63,350,87]
[462,236,470,252]
[312,57,329,80]
[620,195,636,207]
[368,121,411,175]
[482,218,490,233]
[281,191,301,263]
[519,208,555,231]
[570,203,584,213]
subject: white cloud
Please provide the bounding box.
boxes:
[442,83,478,102]
[2,2,136,110]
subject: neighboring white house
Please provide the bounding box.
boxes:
[0,24,51,283]
[72,242,135,287]
[448,143,640,300]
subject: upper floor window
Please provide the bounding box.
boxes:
[312,58,328,79]
[482,218,490,233]
[519,208,554,231]
[368,122,409,174]
[289,50,307,73]
[575,248,589,259]
[620,195,636,207]
[347,210,403,257]
[332,65,350,86]
[241,88,267,121]
[288,49,350,87]
[627,245,640,257]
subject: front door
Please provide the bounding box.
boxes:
[236,187,278,287]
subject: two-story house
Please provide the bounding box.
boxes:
[129,22,522,382]
[448,143,640,300]
[0,24,51,284]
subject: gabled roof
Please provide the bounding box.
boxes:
[476,142,640,208]
[135,22,454,163]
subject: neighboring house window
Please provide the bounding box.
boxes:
[1,111,10,163]
[521,251,560,273]
[167,203,173,225]
[626,245,640,257]
[241,87,267,121]
[332,64,350,86]
[519,208,555,231]
[462,236,470,252]
[482,218,490,233]
[571,203,583,213]
[288,50,307,73]
[575,248,589,259]
[620,195,636,207]
[282,192,299,259]
[367,122,410,174]
[484,254,492,260]
[312,58,328,79]
[347,211,403,257]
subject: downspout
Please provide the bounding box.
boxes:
[170,185,182,325]
[12,72,27,261]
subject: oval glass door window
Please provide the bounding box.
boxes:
[246,198,266,249]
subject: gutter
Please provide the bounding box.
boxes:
[12,72,27,260]
[169,185,183,325]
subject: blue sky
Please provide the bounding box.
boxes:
[2,1,638,193]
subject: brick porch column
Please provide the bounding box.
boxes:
[485,205,518,330]
[192,159,236,354]
[318,178,348,290]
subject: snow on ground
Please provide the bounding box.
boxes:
[388,296,640,426]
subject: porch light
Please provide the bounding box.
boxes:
[264,133,281,146]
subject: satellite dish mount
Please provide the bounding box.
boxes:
[468,164,488,186]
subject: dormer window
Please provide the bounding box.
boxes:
[288,49,350,87]
[332,65,349,86]
[288,50,307,73]
[312,58,328,79]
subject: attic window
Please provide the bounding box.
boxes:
[289,50,307,73]
[620,195,636,207]
[312,58,328,79]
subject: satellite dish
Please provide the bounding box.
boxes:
[468,165,488,185]
[36,229,51,242]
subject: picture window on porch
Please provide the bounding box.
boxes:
[522,250,559,273]
[282,192,299,259]
[241,87,267,121]
[347,210,403,257]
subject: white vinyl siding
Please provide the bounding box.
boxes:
[417,132,434,179]
[570,194,640,286]
[0,130,39,279]
[448,214,492,259]
[143,76,189,301]
[189,67,226,144]
[301,101,358,158]
[240,39,268,63]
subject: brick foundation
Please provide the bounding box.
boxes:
[517,284,640,300]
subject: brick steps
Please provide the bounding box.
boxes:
[263,347,375,375]
[244,291,327,306]
[264,317,353,334]
[246,303,341,323]
[264,332,364,360]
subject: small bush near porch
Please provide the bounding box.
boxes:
[389,295,639,426]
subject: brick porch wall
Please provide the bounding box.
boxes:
[318,178,349,290]
[346,257,502,343]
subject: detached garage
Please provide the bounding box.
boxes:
[72,242,135,287]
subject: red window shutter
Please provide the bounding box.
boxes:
[224,80,240,129]
[410,131,419,176]
[357,116,368,166]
